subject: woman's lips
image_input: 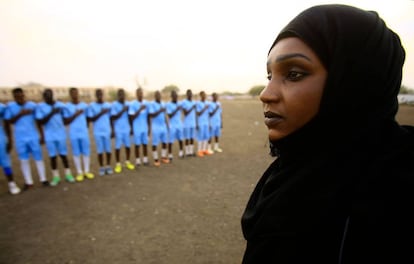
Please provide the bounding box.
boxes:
[264,111,283,127]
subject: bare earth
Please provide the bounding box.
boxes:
[0,100,413,264]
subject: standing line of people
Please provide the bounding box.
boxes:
[0,87,223,195]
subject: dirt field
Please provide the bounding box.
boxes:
[0,100,413,264]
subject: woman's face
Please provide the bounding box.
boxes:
[261,37,327,141]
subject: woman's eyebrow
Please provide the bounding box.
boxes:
[268,53,311,64]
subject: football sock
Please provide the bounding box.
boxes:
[83,156,90,173]
[73,156,82,174]
[20,159,33,184]
[35,160,47,182]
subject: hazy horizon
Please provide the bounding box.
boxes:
[1,0,413,94]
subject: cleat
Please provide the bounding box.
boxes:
[76,174,84,182]
[125,161,135,170]
[197,151,204,157]
[161,158,170,164]
[114,164,122,173]
[23,183,34,191]
[65,174,75,183]
[154,161,161,167]
[41,181,50,187]
[204,150,214,155]
[214,147,223,153]
[106,167,114,175]
[8,182,21,195]
[85,172,95,180]
[143,162,149,166]
[50,176,61,187]
[99,167,106,176]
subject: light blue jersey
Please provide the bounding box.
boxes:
[128,100,149,133]
[0,104,7,142]
[87,102,112,136]
[181,99,196,128]
[111,101,130,134]
[4,101,39,141]
[196,100,210,126]
[209,101,222,127]
[0,104,11,168]
[149,101,168,130]
[63,102,89,139]
[166,101,183,129]
[35,101,66,141]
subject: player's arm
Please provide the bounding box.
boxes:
[209,105,220,117]
[111,105,128,121]
[4,120,12,153]
[8,108,33,124]
[88,108,109,122]
[63,109,84,125]
[129,105,146,121]
[168,105,181,118]
[38,108,60,125]
[182,104,195,116]
[36,120,45,144]
[149,107,165,118]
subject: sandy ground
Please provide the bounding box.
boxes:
[0,100,413,264]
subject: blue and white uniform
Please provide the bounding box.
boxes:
[111,101,131,149]
[181,99,196,139]
[4,101,43,160]
[166,101,183,143]
[63,102,90,156]
[0,104,11,169]
[88,102,112,154]
[196,100,210,141]
[128,100,149,145]
[209,101,222,137]
[35,101,67,157]
[149,101,168,146]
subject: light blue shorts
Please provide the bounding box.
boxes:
[169,127,183,143]
[197,125,210,141]
[210,125,221,138]
[115,132,131,149]
[15,138,43,160]
[152,128,168,146]
[70,137,90,156]
[94,135,112,154]
[133,131,149,145]
[0,139,11,167]
[183,127,196,140]
[46,139,68,157]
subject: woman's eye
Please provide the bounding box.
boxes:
[286,70,307,81]
[266,73,272,81]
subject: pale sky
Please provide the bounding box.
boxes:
[1,0,413,94]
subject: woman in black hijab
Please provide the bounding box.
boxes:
[241,4,414,263]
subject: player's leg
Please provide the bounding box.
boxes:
[15,140,34,189]
[168,128,176,161]
[160,129,169,164]
[114,133,122,173]
[29,139,48,185]
[104,135,113,175]
[0,140,21,194]
[71,137,84,181]
[134,132,141,167]
[81,137,94,180]
[95,135,106,176]
[152,131,160,166]
[123,133,134,170]
[57,139,74,183]
[142,131,149,166]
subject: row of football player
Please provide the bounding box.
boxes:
[0,87,223,195]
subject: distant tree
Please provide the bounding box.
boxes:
[248,85,265,97]
[400,85,414,94]
[162,84,180,94]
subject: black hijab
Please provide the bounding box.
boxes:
[267,4,406,158]
[242,5,413,263]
